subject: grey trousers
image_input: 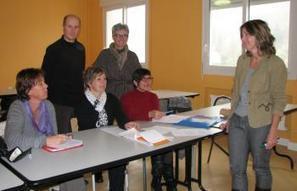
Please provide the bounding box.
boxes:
[229,114,272,191]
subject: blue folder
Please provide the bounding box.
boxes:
[174,115,222,129]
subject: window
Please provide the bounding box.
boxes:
[202,0,297,79]
[101,0,148,65]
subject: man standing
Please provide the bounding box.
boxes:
[42,14,85,134]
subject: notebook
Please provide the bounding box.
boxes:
[43,139,83,152]
[174,115,222,129]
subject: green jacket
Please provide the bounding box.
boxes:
[230,54,287,128]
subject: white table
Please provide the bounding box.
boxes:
[0,163,24,191]
[152,89,200,112]
[0,88,17,97]
[152,89,200,100]
[0,88,17,121]
[1,124,216,191]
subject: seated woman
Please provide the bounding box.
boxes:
[75,65,138,191]
[4,68,86,191]
[121,68,177,191]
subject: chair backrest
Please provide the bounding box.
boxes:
[70,118,78,132]
[213,95,231,106]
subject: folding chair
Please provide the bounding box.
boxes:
[207,95,231,163]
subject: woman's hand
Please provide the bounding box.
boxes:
[125,121,140,130]
[265,128,279,150]
[220,121,230,133]
[219,108,231,119]
[46,134,68,147]
[148,110,165,120]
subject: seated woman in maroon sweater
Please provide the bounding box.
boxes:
[121,68,177,191]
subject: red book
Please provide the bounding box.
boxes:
[43,139,83,152]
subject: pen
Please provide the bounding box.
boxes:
[261,142,267,149]
[165,110,175,115]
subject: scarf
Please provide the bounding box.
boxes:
[109,42,128,70]
[85,90,108,128]
[85,89,107,112]
[22,100,54,136]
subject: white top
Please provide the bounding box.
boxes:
[151,89,199,99]
[0,163,24,190]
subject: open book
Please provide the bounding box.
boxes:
[119,128,171,146]
[43,139,83,152]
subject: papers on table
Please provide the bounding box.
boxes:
[43,139,83,152]
[152,114,189,123]
[119,128,172,146]
[101,123,223,145]
[144,125,176,135]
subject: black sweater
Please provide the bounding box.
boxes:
[42,36,85,107]
[75,93,128,131]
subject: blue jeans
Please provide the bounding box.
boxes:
[229,114,272,191]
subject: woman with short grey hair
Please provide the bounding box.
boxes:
[112,23,129,36]
[93,23,141,99]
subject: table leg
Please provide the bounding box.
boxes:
[92,174,96,191]
[197,141,207,191]
[143,158,147,191]
[185,146,192,190]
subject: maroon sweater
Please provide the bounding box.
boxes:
[121,89,159,121]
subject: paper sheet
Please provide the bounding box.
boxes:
[143,125,176,135]
[118,128,173,146]
[152,114,189,123]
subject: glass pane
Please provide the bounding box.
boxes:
[106,8,123,48]
[127,5,146,63]
[250,0,290,66]
[210,0,243,66]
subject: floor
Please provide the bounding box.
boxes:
[84,135,297,191]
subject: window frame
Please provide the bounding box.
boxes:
[101,0,149,67]
[202,0,297,79]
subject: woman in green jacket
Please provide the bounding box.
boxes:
[222,20,287,191]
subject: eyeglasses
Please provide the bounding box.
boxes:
[113,33,128,38]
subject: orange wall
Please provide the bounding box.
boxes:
[0,0,102,90]
[149,0,297,142]
[149,0,205,108]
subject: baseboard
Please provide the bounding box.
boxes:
[277,138,297,151]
